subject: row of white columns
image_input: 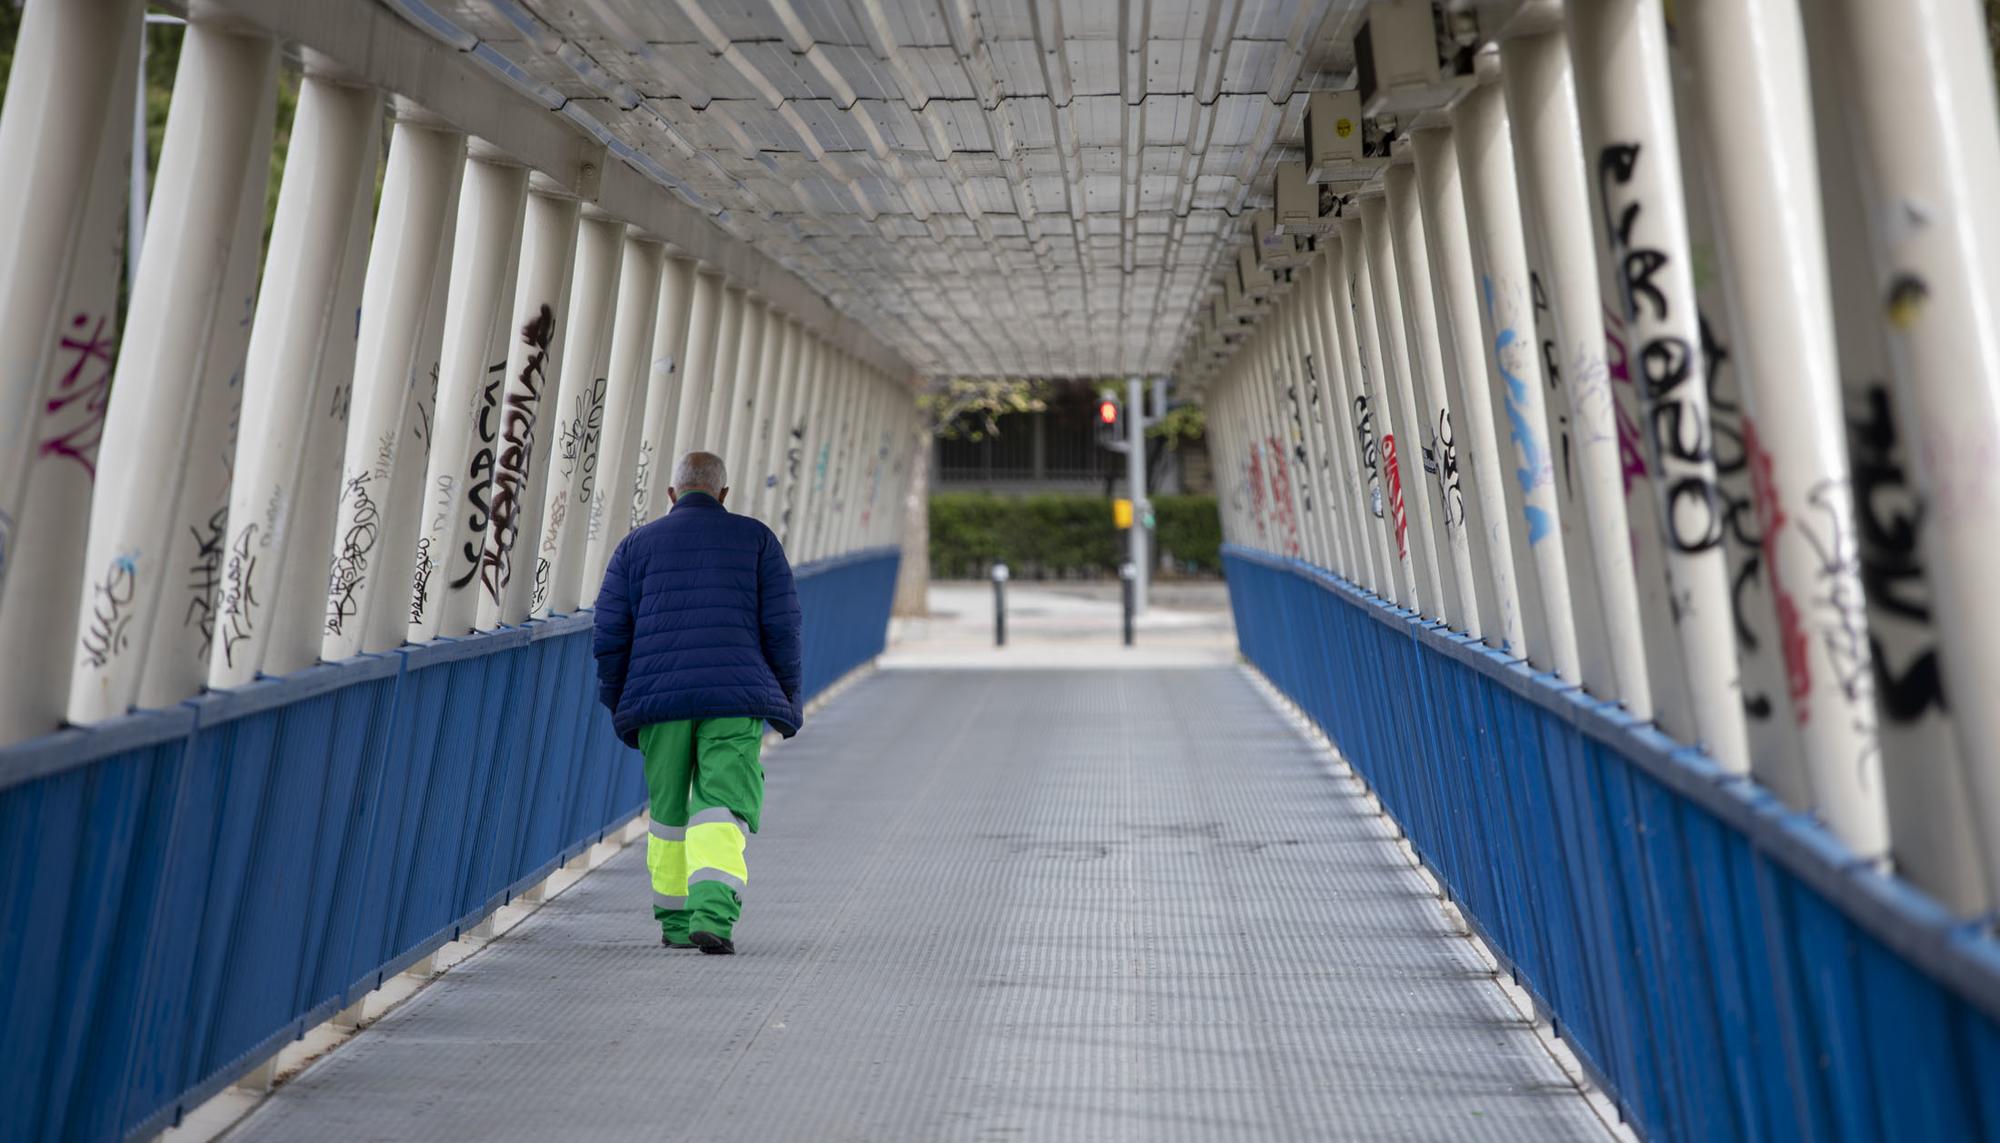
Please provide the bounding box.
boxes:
[1199,0,2000,918]
[0,3,919,747]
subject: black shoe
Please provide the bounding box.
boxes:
[663,934,696,949]
[690,931,735,955]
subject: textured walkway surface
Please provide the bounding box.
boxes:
[234,668,1609,1142]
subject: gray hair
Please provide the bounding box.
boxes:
[672,450,727,494]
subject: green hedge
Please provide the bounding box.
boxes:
[929,492,1220,579]
[1155,495,1223,574]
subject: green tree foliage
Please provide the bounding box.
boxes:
[930,492,1220,579]
[921,377,1053,441]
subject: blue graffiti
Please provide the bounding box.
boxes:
[1483,277,1553,544]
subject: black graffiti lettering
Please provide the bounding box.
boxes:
[183,505,230,656]
[325,472,381,637]
[1846,382,1944,719]
[1874,640,1946,719]
[217,524,261,667]
[79,556,139,669]
[411,537,434,624]
[475,305,557,603]
[1664,475,1725,553]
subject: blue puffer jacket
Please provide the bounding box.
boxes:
[592,492,803,747]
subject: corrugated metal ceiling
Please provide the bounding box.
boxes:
[433,0,1368,378]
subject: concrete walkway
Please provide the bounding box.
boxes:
[233,664,1612,1141]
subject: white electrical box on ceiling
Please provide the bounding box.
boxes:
[1355,0,1477,122]
[1305,90,1387,188]
[1254,208,1316,270]
[1463,0,1565,40]
[1237,246,1276,303]
[1275,161,1347,235]
[1224,271,1256,318]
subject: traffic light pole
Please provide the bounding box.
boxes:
[1126,375,1148,614]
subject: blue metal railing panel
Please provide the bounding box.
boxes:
[1220,545,2000,1141]
[0,548,899,1142]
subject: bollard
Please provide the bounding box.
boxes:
[991,561,1009,647]
[1119,561,1136,647]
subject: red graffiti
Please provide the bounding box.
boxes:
[1746,418,1811,723]
[1265,435,1301,556]
[1247,444,1267,535]
[40,312,114,478]
[1383,433,1409,560]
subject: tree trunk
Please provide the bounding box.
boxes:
[893,429,932,617]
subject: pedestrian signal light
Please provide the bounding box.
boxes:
[1113,498,1134,529]
[1095,396,1125,450]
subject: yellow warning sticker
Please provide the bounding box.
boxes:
[1335,118,1354,138]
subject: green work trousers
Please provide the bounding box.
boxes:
[640,718,764,942]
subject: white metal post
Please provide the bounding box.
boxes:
[1249,321,1303,562]
[322,120,464,661]
[368,180,456,657]
[1679,0,1884,847]
[859,377,895,548]
[0,0,143,612]
[669,268,725,469]
[1306,253,1374,589]
[579,234,664,603]
[0,3,142,742]
[1341,215,1418,611]
[407,153,527,643]
[474,186,578,631]
[629,254,696,531]
[749,316,803,525]
[702,285,748,455]
[1272,293,1320,567]
[1280,273,1343,574]
[829,355,866,559]
[832,369,871,558]
[1322,240,1392,597]
[1452,74,1579,681]
[778,333,826,551]
[719,295,767,478]
[1126,371,1150,610]
[1498,30,1654,716]
[1800,2,1990,912]
[795,350,840,563]
[1566,0,1750,770]
[1384,162,1476,634]
[532,211,625,618]
[1292,265,1353,578]
[1808,0,2000,884]
[1664,38,1809,808]
[204,72,380,689]
[744,315,788,523]
[1361,193,1450,624]
[68,29,277,723]
[1411,127,1517,650]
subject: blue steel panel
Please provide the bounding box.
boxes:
[0,549,899,1143]
[1221,546,2000,1143]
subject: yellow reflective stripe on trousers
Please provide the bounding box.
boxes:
[685,813,748,894]
[647,832,688,903]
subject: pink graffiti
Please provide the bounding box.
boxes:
[40,312,114,479]
[1746,418,1812,724]
[1383,432,1408,560]
[1601,307,1650,498]
[1248,444,1268,536]
[1265,435,1301,556]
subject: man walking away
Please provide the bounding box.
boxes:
[593,450,802,955]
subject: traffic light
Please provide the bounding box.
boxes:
[1095,395,1124,449]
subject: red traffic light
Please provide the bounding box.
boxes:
[1098,399,1119,424]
